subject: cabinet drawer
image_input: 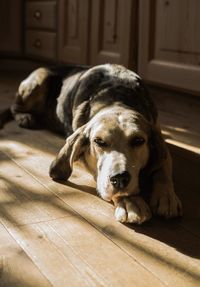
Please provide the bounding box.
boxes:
[25,30,56,59]
[26,1,57,29]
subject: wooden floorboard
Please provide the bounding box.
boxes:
[0,223,52,287]
[150,87,200,155]
[0,152,76,228]
[0,72,200,286]
[0,141,165,287]
[0,130,199,286]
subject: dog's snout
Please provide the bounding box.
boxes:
[110,171,131,190]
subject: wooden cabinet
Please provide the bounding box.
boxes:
[58,0,136,67]
[90,0,136,66]
[26,1,57,30]
[58,0,90,65]
[90,0,136,67]
[0,0,22,54]
[138,0,200,93]
[26,30,57,59]
[0,0,137,68]
[2,0,200,94]
[25,0,57,60]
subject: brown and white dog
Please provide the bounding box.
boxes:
[0,64,182,224]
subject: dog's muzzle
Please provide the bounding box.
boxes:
[110,171,131,190]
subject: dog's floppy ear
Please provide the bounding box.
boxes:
[49,124,88,181]
[147,125,168,174]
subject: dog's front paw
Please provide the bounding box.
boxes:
[114,196,152,224]
[150,189,182,218]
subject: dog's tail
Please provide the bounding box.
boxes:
[0,108,13,129]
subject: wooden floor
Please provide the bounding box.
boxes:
[0,72,200,287]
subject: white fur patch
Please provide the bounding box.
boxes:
[115,197,152,224]
[115,206,127,222]
[97,151,128,201]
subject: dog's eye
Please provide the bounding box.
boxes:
[130,136,145,147]
[94,138,108,147]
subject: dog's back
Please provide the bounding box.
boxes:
[0,64,157,136]
[56,64,158,132]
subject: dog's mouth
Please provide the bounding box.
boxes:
[96,154,139,201]
[96,168,140,202]
[97,178,132,202]
[98,187,133,202]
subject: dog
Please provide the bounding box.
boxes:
[0,64,182,224]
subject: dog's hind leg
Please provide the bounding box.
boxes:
[12,112,37,129]
[11,67,52,129]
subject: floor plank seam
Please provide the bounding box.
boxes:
[75,220,170,287]
[1,74,200,287]
[1,144,200,286]
[5,224,94,287]
[0,222,55,287]
[46,223,108,287]
[2,215,78,229]
[1,148,169,286]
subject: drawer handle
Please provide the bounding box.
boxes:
[34,10,42,19]
[33,39,42,49]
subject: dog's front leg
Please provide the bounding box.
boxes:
[113,195,152,224]
[150,150,182,218]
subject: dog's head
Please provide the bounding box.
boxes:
[50,105,166,201]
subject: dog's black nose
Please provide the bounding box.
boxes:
[110,171,131,190]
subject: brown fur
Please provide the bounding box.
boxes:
[0,64,182,224]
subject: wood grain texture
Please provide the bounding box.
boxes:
[25,30,57,60]
[0,152,75,228]
[1,123,200,286]
[155,0,200,65]
[0,223,51,287]
[0,72,200,286]
[26,1,57,30]
[138,0,200,94]
[58,0,89,64]
[0,136,166,286]
[90,0,136,68]
[0,0,22,54]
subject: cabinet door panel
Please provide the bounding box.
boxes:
[26,1,57,30]
[0,0,22,54]
[25,30,57,60]
[90,0,136,67]
[138,0,200,93]
[58,0,89,64]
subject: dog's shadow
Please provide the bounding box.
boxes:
[58,175,200,261]
[66,180,98,197]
